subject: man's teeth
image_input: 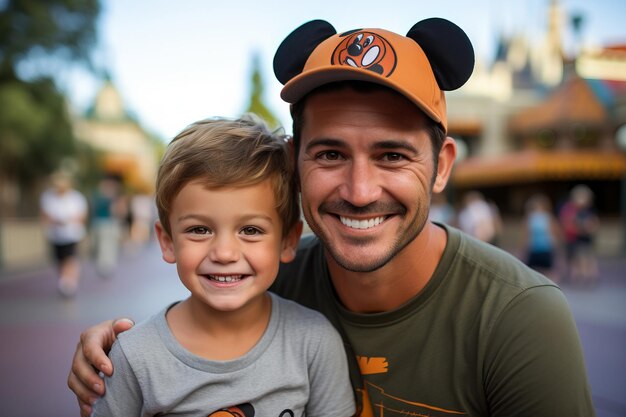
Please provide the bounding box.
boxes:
[208,275,243,282]
[340,216,385,229]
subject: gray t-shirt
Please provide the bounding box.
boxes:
[93,292,355,417]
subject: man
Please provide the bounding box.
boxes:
[68,18,595,416]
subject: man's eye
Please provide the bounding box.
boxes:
[382,153,405,162]
[241,226,262,236]
[317,151,342,161]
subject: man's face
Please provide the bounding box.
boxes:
[298,87,437,272]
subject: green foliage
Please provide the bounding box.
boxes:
[0,0,102,210]
[0,0,101,80]
[243,53,281,130]
[0,78,75,185]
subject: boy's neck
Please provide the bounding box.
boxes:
[165,293,272,361]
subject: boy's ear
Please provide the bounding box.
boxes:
[155,220,176,264]
[280,220,303,263]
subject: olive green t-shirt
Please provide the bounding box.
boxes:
[270,224,595,417]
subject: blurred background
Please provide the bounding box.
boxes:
[1,0,626,269]
[1,0,626,416]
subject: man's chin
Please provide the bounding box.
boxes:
[326,244,394,273]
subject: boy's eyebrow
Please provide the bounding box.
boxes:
[176,213,275,223]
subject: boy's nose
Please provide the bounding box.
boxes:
[208,235,240,263]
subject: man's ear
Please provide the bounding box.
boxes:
[154,220,176,264]
[280,220,303,263]
[433,137,457,193]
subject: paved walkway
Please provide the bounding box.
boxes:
[1,241,625,416]
[559,257,626,417]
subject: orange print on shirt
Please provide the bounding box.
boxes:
[357,356,389,375]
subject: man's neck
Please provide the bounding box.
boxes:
[327,222,447,314]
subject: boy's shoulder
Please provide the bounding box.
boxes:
[271,292,324,320]
[269,293,343,355]
[269,292,336,333]
[115,305,171,350]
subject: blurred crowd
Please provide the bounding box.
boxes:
[39,169,601,298]
[39,170,157,297]
[430,185,600,286]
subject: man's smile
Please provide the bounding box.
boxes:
[339,215,387,230]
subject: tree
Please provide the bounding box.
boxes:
[243,53,281,130]
[0,0,101,81]
[0,0,102,214]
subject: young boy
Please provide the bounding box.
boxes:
[91,115,356,417]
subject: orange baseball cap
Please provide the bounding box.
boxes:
[274,18,474,133]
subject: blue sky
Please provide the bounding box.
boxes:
[64,0,626,141]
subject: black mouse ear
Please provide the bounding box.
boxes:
[274,20,337,85]
[406,18,474,91]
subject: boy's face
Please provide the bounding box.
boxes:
[155,179,301,313]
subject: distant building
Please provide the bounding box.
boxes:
[446,0,566,162]
[73,78,160,193]
[445,0,626,220]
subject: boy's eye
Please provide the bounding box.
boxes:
[188,226,211,235]
[241,226,262,236]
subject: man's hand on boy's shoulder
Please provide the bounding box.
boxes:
[67,318,135,417]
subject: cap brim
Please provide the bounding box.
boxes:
[280,66,442,124]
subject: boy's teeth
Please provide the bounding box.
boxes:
[209,275,242,282]
[340,216,385,230]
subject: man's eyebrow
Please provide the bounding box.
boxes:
[303,138,420,155]
[372,140,419,154]
[304,138,345,152]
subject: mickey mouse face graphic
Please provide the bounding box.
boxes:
[207,404,294,417]
[208,403,254,417]
[331,30,397,76]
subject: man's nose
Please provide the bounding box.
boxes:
[338,158,382,207]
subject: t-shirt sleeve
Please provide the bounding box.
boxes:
[91,339,144,417]
[484,285,595,417]
[305,319,357,417]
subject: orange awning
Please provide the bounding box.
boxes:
[509,75,608,133]
[448,119,483,136]
[102,154,154,193]
[452,150,626,187]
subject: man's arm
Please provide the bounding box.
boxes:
[90,337,144,417]
[67,318,134,417]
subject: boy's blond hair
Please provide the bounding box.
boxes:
[156,114,299,237]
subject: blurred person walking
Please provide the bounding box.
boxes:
[128,191,155,248]
[522,194,562,282]
[458,191,500,245]
[40,171,88,297]
[91,175,126,278]
[558,185,600,286]
[429,192,456,226]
